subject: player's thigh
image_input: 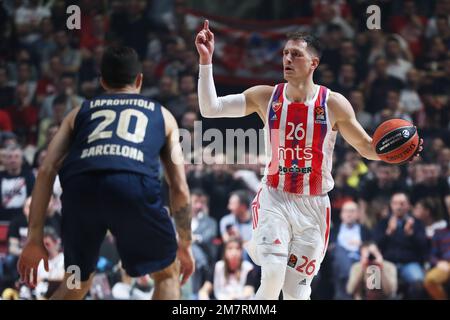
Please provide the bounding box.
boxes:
[252,194,292,265]
[61,174,108,282]
[104,173,178,277]
[151,260,180,282]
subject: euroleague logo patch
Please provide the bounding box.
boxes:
[288,254,298,268]
[314,106,327,124]
[402,129,410,138]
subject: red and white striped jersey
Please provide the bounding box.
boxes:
[261,83,337,195]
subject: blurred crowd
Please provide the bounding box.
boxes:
[0,0,449,300]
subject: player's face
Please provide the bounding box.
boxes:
[283,40,318,81]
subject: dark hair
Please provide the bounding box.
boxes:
[44,226,60,242]
[101,46,141,88]
[53,94,67,107]
[61,72,76,80]
[360,240,376,250]
[223,238,243,281]
[191,188,209,203]
[191,188,205,196]
[230,190,251,209]
[417,197,445,222]
[286,32,323,59]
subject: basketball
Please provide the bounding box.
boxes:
[372,119,420,164]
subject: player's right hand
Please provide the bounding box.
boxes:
[17,239,49,288]
[177,242,195,286]
[195,20,214,64]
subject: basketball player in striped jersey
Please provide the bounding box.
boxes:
[196,21,421,300]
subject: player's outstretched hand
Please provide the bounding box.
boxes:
[409,137,424,161]
[17,239,49,288]
[177,242,195,286]
[195,20,214,64]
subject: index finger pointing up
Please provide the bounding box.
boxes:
[204,20,209,31]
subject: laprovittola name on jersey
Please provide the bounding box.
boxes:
[89,98,155,110]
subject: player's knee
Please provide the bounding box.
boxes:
[283,272,314,300]
[283,283,312,300]
[256,261,286,300]
[151,260,179,283]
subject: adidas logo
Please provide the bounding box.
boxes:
[299,279,307,285]
[273,239,281,245]
[271,114,278,121]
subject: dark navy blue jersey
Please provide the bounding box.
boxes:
[59,93,166,185]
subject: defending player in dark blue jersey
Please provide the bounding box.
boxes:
[17,47,194,300]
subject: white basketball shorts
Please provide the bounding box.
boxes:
[245,183,331,298]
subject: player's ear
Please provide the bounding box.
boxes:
[135,73,143,90]
[99,77,109,91]
[311,56,320,71]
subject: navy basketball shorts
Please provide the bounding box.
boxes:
[61,171,177,281]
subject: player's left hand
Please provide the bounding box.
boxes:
[409,136,423,161]
[17,239,49,288]
[177,242,195,286]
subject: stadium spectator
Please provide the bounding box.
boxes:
[39,73,83,120]
[424,204,450,300]
[359,162,407,228]
[54,30,81,74]
[220,190,252,244]
[6,84,38,145]
[330,201,372,299]
[190,189,219,298]
[410,162,450,204]
[413,197,447,240]
[0,145,35,222]
[373,90,413,124]
[374,192,428,299]
[347,241,397,300]
[365,56,404,114]
[35,55,62,105]
[34,227,64,299]
[198,238,254,300]
[348,89,373,131]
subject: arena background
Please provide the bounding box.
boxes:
[0,0,449,300]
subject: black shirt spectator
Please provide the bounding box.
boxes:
[0,145,35,222]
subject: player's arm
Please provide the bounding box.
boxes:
[160,107,194,284]
[196,20,272,119]
[18,106,79,287]
[160,107,191,243]
[28,106,79,240]
[328,92,380,161]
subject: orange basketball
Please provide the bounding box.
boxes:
[372,119,420,164]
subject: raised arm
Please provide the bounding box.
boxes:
[160,107,194,285]
[195,20,272,120]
